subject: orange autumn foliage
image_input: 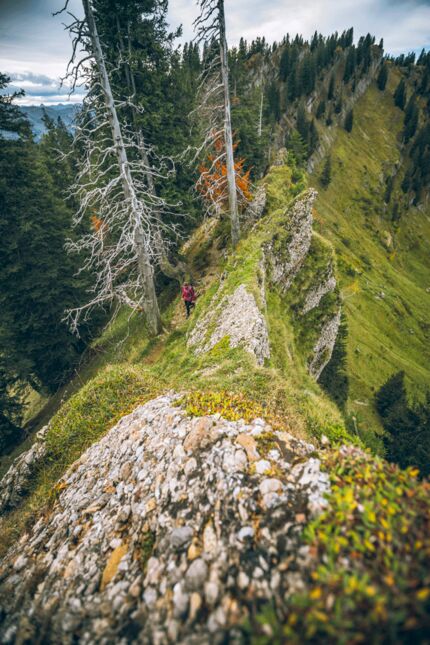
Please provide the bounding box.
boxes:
[91,214,108,236]
[196,137,252,210]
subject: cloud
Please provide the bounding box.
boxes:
[9,71,60,86]
[2,73,86,106]
[1,0,429,105]
[169,0,430,54]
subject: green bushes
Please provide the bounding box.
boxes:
[45,365,159,473]
[251,446,430,643]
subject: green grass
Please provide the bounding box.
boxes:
[0,364,161,556]
[248,448,430,643]
[312,74,430,433]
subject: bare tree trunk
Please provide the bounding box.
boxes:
[218,0,240,248]
[116,16,156,196]
[258,88,264,138]
[82,0,162,335]
[115,16,186,284]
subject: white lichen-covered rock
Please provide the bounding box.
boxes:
[265,189,317,292]
[0,395,330,644]
[309,308,342,379]
[244,185,266,221]
[188,284,270,366]
[302,263,337,314]
[0,425,49,514]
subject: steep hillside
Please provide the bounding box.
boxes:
[312,71,430,435]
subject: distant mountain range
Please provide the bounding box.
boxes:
[20,104,81,140]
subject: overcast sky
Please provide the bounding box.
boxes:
[1,0,429,105]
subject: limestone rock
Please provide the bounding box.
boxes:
[0,395,330,644]
[0,425,49,514]
[187,284,270,366]
[244,185,267,221]
[265,189,317,292]
[308,308,342,379]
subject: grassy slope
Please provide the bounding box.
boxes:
[313,72,430,435]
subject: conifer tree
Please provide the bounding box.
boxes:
[316,99,326,119]
[286,130,308,167]
[320,155,332,187]
[384,175,394,203]
[308,119,319,153]
[377,63,389,91]
[0,358,25,454]
[343,47,356,83]
[394,78,407,110]
[279,47,290,82]
[335,95,343,114]
[403,96,419,143]
[296,101,309,141]
[344,108,354,132]
[0,76,93,392]
[319,314,349,409]
[328,74,335,101]
[376,371,408,419]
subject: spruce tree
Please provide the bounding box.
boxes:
[384,175,394,203]
[296,101,309,142]
[343,47,356,83]
[376,372,430,477]
[319,314,349,409]
[0,137,91,392]
[394,78,407,110]
[344,108,354,132]
[307,119,319,153]
[279,46,290,82]
[403,96,419,143]
[335,95,343,114]
[376,371,408,419]
[286,130,308,167]
[377,63,389,91]
[316,99,326,119]
[267,81,281,121]
[0,358,25,454]
[328,73,335,100]
[320,155,332,187]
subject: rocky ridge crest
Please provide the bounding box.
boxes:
[0,395,330,644]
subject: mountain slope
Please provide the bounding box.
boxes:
[312,71,430,436]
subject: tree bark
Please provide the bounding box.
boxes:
[258,88,264,138]
[218,0,240,248]
[116,15,187,284]
[82,0,162,335]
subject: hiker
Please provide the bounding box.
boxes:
[182,282,197,318]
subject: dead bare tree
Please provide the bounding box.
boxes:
[194,0,241,248]
[57,0,178,335]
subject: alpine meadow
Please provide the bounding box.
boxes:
[0,0,430,642]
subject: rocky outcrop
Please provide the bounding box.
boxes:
[265,189,317,292]
[0,395,330,644]
[263,189,342,381]
[244,185,266,222]
[0,425,48,514]
[309,308,342,379]
[188,284,270,366]
[302,262,337,315]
